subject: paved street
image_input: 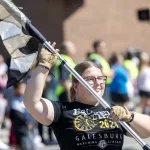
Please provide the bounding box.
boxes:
[1,127,150,150]
[38,137,150,150]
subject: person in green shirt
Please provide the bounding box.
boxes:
[88,40,113,103]
[54,41,76,102]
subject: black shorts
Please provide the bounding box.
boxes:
[139,90,150,98]
[111,93,129,103]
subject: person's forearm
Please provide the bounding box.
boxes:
[129,112,150,138]
[24,66,49,108]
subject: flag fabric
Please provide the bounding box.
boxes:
[0,2,39,88]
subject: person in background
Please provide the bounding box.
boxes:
[88,40,110,73]
[88,40,113,103]
[123,48,139,81]
[123,48,139,98]
[0,54,8,76]
[9,82,36,150]
[109,53,130,107]
[24,43,150,150]
[122,48,140,110]
[137,52,150,115]
[54,41,76,102]
[0,73,9,150]
[0,73,8,128]
[0,55,8,149]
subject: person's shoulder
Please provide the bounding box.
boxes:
[51,101,73,110]
[60,101,74,110]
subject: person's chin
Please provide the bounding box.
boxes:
[97,91,104,97]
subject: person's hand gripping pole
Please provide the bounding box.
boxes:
[38,42,59,70]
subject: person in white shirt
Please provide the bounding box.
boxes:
[137,52,150,115]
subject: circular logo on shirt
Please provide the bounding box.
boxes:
[98,140,107,149]
[74,114,96,131]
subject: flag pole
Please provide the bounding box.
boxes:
[0,0,150,149]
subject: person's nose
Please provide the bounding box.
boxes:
[95,78,100,86]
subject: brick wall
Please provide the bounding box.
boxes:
[0,0,150,63]
[64,0,150,62]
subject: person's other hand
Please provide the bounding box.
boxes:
[109,106,132,122]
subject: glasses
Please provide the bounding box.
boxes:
[83,76,107,85]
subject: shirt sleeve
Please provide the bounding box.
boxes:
[59,64,70,80]
[49,101,62,128]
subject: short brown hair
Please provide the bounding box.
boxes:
[69,61,102,102]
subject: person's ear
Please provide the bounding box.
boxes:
[73,82,78,92]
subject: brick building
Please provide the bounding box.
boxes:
[0,0,150,63]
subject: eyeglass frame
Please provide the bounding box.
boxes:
[83,76,107,85]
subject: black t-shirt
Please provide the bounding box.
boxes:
[49,101,126,150]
